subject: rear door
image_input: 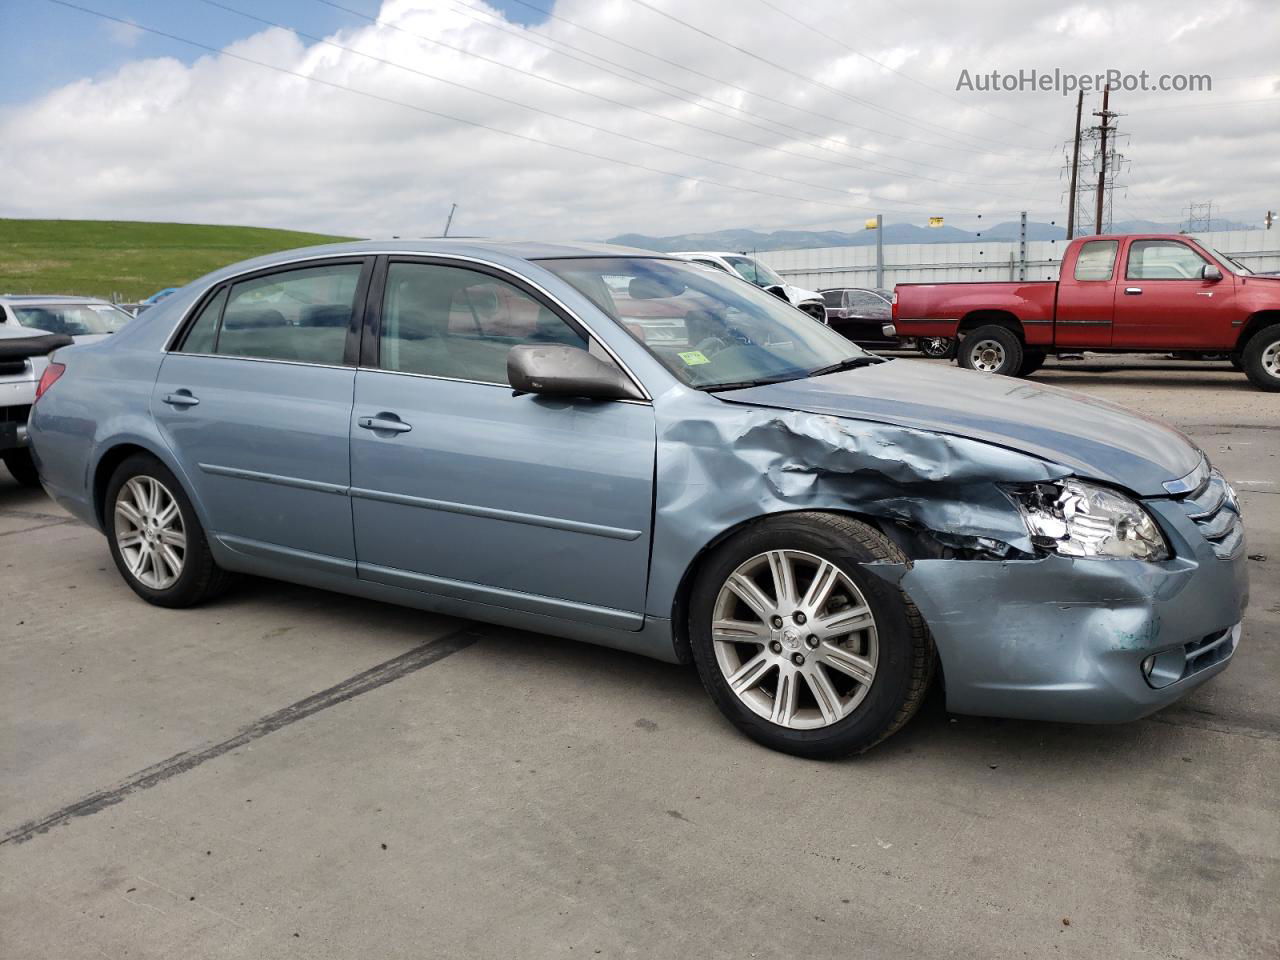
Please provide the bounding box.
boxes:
[348,257,656,629]
[1054,238,1118,348]
[1113,239,1238,349]
[153,258,370,568]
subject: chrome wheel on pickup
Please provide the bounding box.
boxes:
[1242,326,1280,392]
[688,513,934,758]
[957,324,1025,377]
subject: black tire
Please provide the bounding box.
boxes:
[105,452,233,607]
[688,512,935,759]
[1241,327,1280,391]
[2,448,41,488]
[918,336,956,359]
[1018,350,1047,377]
[957,325,1024,377]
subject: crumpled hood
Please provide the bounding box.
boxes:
[721,359,1202,496]
[784,283,822,306]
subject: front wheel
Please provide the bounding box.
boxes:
[105,453,233,607]
[957,325,1025,377]
[1242,327,1280,391]
[688,513,934,758]
[2,448,41,487]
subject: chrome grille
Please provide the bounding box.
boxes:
[1176,469,1244,560]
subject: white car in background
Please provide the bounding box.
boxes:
[669,251,827,322]
[0,295,132,486]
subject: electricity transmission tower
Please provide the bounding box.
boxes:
[1061,89,1127,236]
[1184,201,1214,233]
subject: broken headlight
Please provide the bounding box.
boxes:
[1008,479,1170,561]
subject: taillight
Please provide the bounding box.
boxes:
[35,362,65,401]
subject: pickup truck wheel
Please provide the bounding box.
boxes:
[688,512,935,758]
[918,336,956,359]
[1018,351,1047,376]
[2,448,41,488]
[958,325,1024,377]
[1242,327,1280,391]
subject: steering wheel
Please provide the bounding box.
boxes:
[694,336,729,357]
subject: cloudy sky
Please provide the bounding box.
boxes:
[1,0,1276,240]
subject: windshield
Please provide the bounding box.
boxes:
[541,257,872,390]
[12,303,132,336]
[1203,245,1253,275]
[723,255,786,287]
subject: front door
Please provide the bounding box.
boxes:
[349,258,656,629]
[153,258,370,567]
[1113,239,1238,349]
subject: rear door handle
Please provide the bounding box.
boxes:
[357,414,412,434]
[162,391,200,407]
[1124,287,1143,295]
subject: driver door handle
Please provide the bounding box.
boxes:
[162,391,200,407]
[358,414,412,434]
[1124,287,1143,295]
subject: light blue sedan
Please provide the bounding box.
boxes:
[28,241,1247,756]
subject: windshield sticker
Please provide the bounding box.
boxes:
[678,350,711,366]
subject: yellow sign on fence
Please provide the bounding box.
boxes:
[928,217,945,227]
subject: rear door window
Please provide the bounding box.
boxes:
[1073,240,1119,281]
[199,262,362,364]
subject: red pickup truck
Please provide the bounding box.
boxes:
[891,234,1280,391]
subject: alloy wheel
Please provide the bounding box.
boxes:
[712,550,879,730]
[114,475,186,590]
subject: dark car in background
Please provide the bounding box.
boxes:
[820,287,898,349]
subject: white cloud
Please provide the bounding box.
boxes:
[3,0,1277,239]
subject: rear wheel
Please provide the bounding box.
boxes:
[958,325,1024,377]
[918,336,956,359]
[1242,327,1280,391]
[105,453,233,607]
[688,513,934,758]
[2,448,40,488]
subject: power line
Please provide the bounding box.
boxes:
[622,0,1027,152]
[41,0,962,218]
[305,0,1058,199]
[496,0,1043,161]
[750,0,1054,137]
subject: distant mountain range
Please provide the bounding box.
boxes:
[607,219,1257,253]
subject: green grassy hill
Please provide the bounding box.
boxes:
[0,219,354,302]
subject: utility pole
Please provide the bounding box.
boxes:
[1066,91,1083,240]
[442,202,458,237]
[874,213,884,288]
[1093,86,1112,235]
[1184,201,1213,233]
[1266,210,1275,230]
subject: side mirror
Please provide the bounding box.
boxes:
[763,284,789,301]
[1202,265,1223,282]
[507,344,643,401]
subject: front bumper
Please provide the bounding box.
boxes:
[877,498,1249,723]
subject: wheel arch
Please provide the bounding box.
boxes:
[1235,311,1280,352]
[667,507,927,664]
[957,310,1025,341]
[91,439,193,531]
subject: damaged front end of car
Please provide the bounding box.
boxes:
[649,400,1248,725]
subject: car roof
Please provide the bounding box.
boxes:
[669,251,752,259]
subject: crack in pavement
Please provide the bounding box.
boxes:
[1,626,482,845]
